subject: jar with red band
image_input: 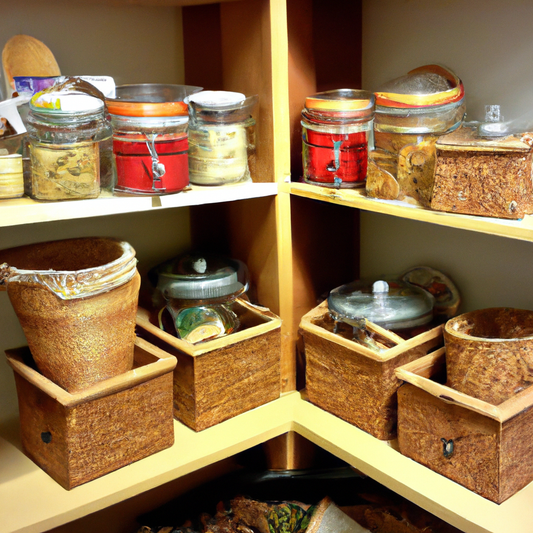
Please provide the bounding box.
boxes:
[301,89,375,188]
[107,84,201,195]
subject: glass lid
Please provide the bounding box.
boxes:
[328,278,435,330]
[149,252,249,302]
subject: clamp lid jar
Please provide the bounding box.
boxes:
[301,89,375,189]
[368,65,466,207]
[186,91,258,186]
[107,84,202,195]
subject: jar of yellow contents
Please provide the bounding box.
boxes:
[186,91,257,186]
[26,93,109,201]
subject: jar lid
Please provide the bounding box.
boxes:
[305,89,375,114]
[149,253,249,302]
[188,91,246,107]
[106,84,203,117]
[327,278,435,330]
[187,92,258,124]
[375,64,464,110]
[30,92,103,114]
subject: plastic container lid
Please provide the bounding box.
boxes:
[187,91,258,124]
[30,92,103,114]
[106,84,203,117]
[149,253,249,302]
[188,91,246,107]
[327,278,435,331]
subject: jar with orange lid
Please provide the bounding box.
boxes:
[367,64,466,206]
[107,84,201,195]
[301,89,375,188]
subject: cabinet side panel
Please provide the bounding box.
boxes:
[183,4,223,90]
[220,0,274,182]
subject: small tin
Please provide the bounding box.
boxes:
[0,153,24,198]
[301,89,375,188]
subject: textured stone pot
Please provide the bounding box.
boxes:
[0,237,140,393]
[445,307,533,405]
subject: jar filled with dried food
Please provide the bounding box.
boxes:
[26,93,109,200]
[301,89,375,188]
[367,64,466,206]
[186,91,257,186]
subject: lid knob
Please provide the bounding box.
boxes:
[372,280,389,294]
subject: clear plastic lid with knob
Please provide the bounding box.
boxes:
[327,278,435,331]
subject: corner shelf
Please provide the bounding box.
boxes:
[4,391,532,533]
[287,182,533,243]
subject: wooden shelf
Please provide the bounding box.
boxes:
[1,392,296,533]
[293,397,533,533]
[287,182,533,243]
[5,391,533,533]
[0,183,279,228]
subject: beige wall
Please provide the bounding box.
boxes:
[0,0,185,99]
[360,0,533,313]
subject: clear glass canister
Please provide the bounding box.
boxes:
[328,278,435,335]
[301,89,375,188]
[186,91,258,186]
[107,84,202,195]
[110,114,189,195]
[26,94,107,201]
[368,65,466,205]
[149,252,250,344]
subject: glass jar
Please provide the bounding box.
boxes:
[107,84,202,195]
[26,94,108,201]
[301,89,375,188]
[110,114,189,195]
[186,91,258,186]
[149,252,250,344]
[328,278,435,341]
[368,65,466,206]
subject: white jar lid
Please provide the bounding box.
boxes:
[31,92,103,113]
[188,91,246,107]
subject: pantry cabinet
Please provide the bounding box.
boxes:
[2,1,533,532]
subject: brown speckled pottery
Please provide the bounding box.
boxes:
[0,237,140,393]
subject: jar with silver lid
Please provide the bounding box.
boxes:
[149,252,250,344]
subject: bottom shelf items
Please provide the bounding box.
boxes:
[3,392,533,533]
